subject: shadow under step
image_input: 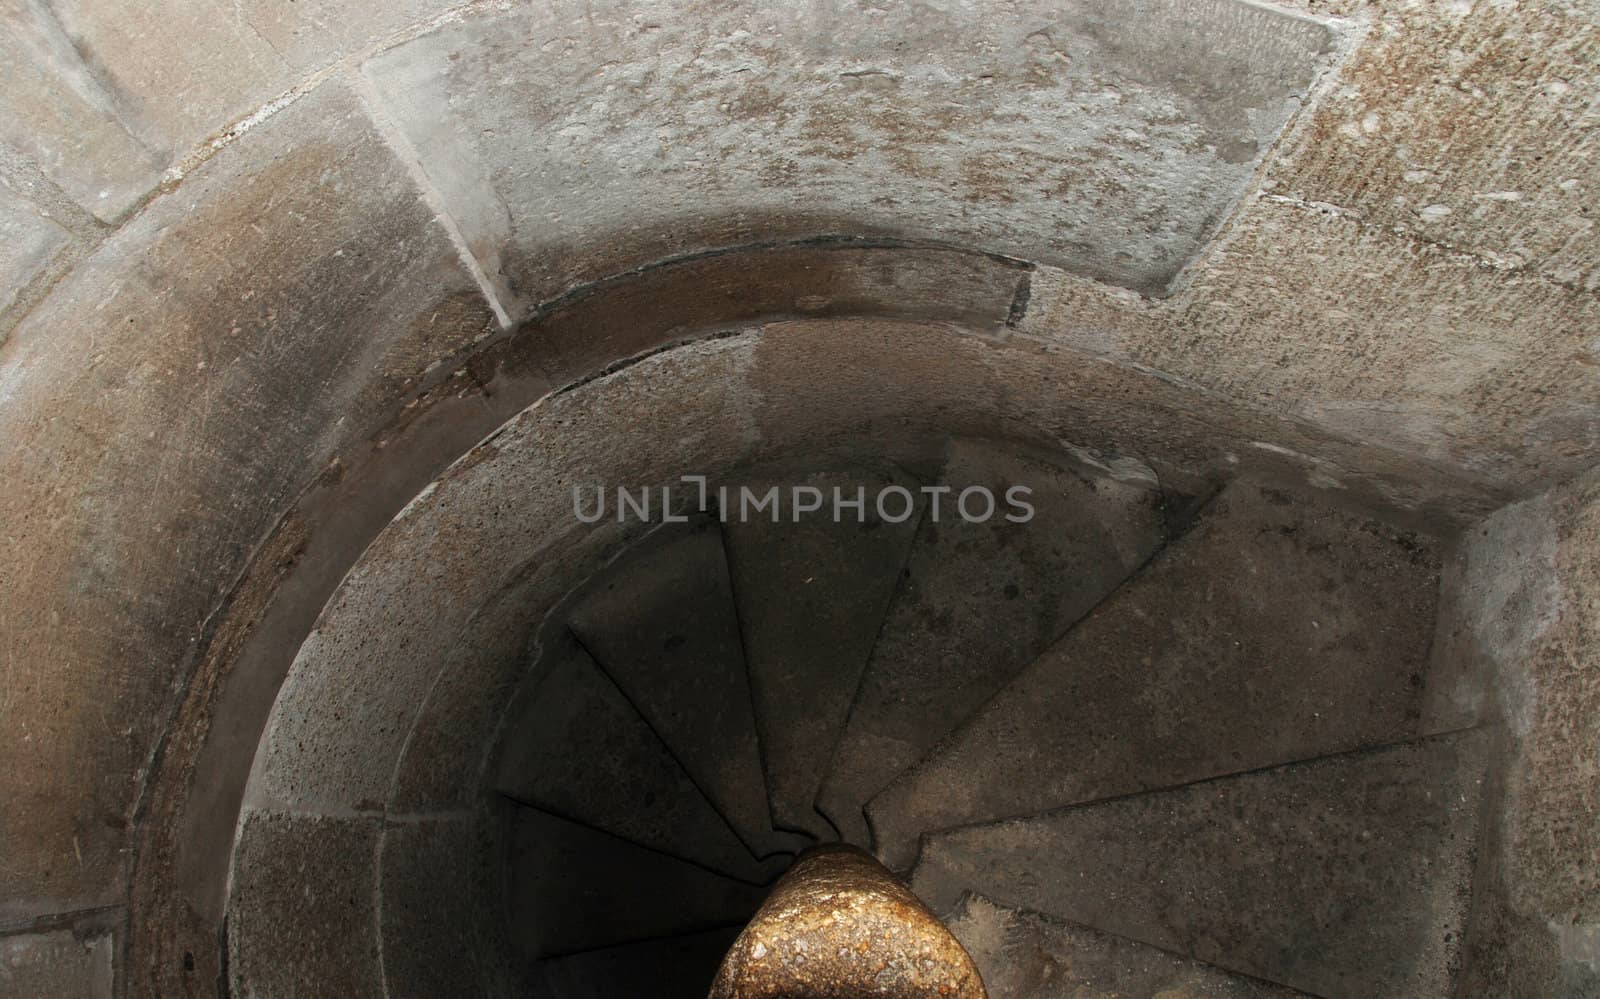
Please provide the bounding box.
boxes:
[946,893,1312,998]
[568,517,804,858]
[722,466,925,841]
[911,730,1490,999]
[495,632,780,882]
[506,807,767,962]
[816,438,1173,845]
[525,926,742,999]
[868,479,1447,869]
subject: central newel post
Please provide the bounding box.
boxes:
[708,843,987,999]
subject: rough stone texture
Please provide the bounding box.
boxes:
[506,807,767,961]
[868,480,1446,870]
[0,1,166,222]
[946,894,1309,999]
[226,809,383,998]
[3,0,469,222]
[1020,198,1600,495]
[723,467,926,841]
[816,439,1170,846]
[0,80,494,923]
[378,816,511,999]
[912,733,1489,999]
[0,928,114,998]
[0,188,71,332]
[1266,1,1600,292]
[709,845,984,999]
[1451,470,1600,996]
[567,518,792,857]
[527,927,741,999]
[494,633,779,882]
[362,0,1336,311]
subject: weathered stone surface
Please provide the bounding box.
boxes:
[1021,197,1600,494]
[0,79,493,920]
[250,338,762,815]
[868,479,1445,869]
[40,0,466,198]
[709,845,985,999]
[0,928,115,999]
[362,0,1335,310]
[1452,469,1600,995]
[1267,1,1600,292]
[0,188,71,334]
[724,467,926,841]
[913,733,1489,998]
[506,807,767,961]
[0,2,166,221]
[494,633,781,881]
[816,439,1170,846]
[946,895,1309,999]
[226,809,383,997]
[378,816,511,999]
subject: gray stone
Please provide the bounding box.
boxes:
[913,732,1489,998]
[946,894,1309,999]
[0,188,71,334]
[361,0,1335,310]
[0,928,114,999]
[494,633,780,882]
[1266,2,1600,293]
[816,439,1170,846]
[226,809,383,998]
[378,817,511,999]
[868,479,1446,869]
[722,466,925,840]
[506,808,765,961]
[0,78,494,921]
[567,518,788,858]
[0,1,167,221]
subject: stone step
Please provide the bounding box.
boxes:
[721,466,925,840]
[568,518,800,857]
[945,894,1311,998]
[506,807,767,961]
[494,633,777,882]
[816,439,1172,845]
[912,731,1489,999]
[526,926,741,999]
[868,480,1446,869]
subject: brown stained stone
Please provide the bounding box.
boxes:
[1267,1,1600,292]
[362,0,1334,309]
[0,78,494,920]
[709,844,986,999]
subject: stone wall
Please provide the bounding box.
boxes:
[0,0,1596,994]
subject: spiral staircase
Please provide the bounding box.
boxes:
[492,438,1483,998]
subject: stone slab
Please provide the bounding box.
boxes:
[0,928,114,999]
[816,439,1170,846]
[363,0,1336,310]
[868,479,1445,869]
[722,467,925,840]
[0,78,493,918]
[913,732,1489,998]
[495,633,779,881]
[0,188,71,335]
[946,894,1309,999]
[226,809,383,997]
[567,518,784,857]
